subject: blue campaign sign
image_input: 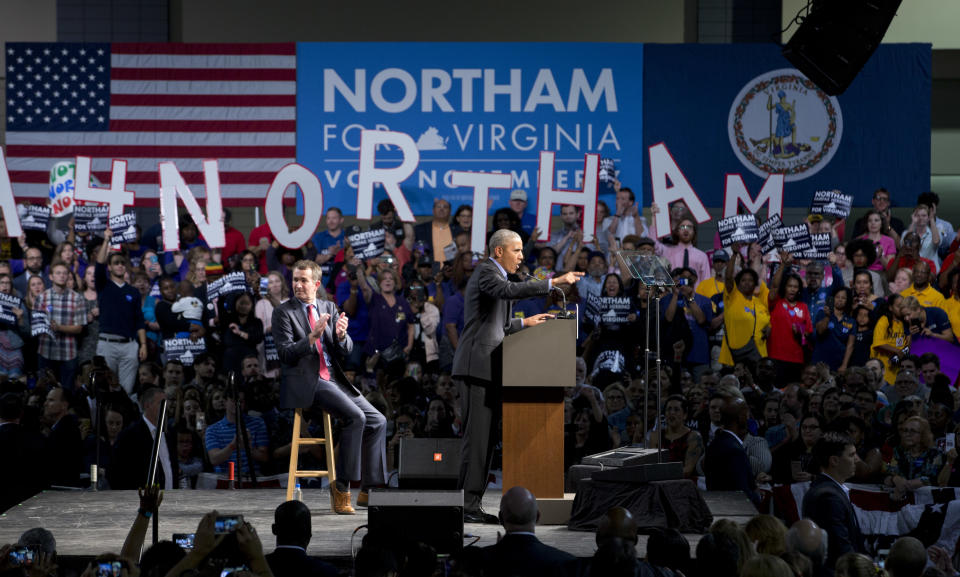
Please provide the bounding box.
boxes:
[296,42,643,217]
[642,44,931,209]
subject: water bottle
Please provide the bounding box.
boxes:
[293,483,302,502]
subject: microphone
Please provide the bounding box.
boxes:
[520,272,573,319]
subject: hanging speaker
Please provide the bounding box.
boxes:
[782,0,902,95]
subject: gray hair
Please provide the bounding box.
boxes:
[488,229,521,255]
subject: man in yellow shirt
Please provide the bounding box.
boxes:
[900,261,945,309]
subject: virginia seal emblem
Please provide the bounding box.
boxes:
[728,68,842,182]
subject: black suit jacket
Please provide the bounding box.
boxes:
[451,259,549,382]
[704,429,760,510]
[48,414,83,487]
[109,418,179,490]
[482,533,574,577]
[801,474,866,571]
[266,547,337,577]
[0,422,48,511]
[271,298,354,408]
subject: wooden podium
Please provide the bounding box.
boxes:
[501,317,576,499]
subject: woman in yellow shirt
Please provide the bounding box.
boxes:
[871,294,910,386]
[719,243,771,370]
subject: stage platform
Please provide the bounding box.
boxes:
[0,488,755,560]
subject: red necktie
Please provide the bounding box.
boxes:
[307,305,332,381]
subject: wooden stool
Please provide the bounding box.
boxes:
[285,408,336,501]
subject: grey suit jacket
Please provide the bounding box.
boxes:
[272,298,355,408]
[451,258,549,382]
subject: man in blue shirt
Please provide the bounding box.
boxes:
[508,189,537,237]
[205,385,269,476]
[96,229,147,396]
[311,207,346,266]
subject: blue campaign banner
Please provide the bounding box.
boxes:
[642,44,931,209]
[296,42,643,217]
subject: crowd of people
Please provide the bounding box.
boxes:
[1,182,960,574]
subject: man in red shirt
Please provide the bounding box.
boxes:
[248,221,273,275]
[221,209,248,265]
[887,231,937,282]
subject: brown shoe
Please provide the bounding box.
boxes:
[357,490,369,508]
[330,485,355,515]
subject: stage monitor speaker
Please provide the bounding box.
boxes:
[368,490,464,554]
[782,0,902,95]
[398,438,461,489]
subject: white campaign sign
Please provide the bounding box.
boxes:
[158,160,225,251]
[535,152,598,243]
[450,170,512,254]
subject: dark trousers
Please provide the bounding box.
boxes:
[457,377,501,512]
[311,377,387,486]
[39,356,78,390]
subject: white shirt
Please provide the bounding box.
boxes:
[144,415,173,490]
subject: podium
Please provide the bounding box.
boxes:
[501,317,576,499]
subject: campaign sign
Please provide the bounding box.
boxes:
[585,295,632,325]
[74,203,109,234]
[758,214,783,254]
[17,204,51,232]
[0,293,21,328]
[717,214,759,248]
[31,310,54,338]
[772,224,813,256]
[809,190,852,219]
[109,213,138,244]
[346,226,385,260]
[264,333,280,370]
[163,337,206,366]
[48,161,76,218]
[207,272,248,301]
[803,233,832,260]
[297,42,644,216]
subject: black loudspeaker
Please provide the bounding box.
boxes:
[398,438,461,489]
[782,0,902,95]
[367,490,464,554]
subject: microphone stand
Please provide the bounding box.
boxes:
[520,272,572,319]
[91,371,101,490]
[146,397,168,545]
[229,372,258,488]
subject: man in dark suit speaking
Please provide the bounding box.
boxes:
[801,432,866,574]
[272,260,386,515]
[452,229,582,523]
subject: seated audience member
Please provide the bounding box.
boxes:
[885,537,928,577]
[742,555,795,577]
[265,500,337,577]
[780,551,814,577]
[163,511,273,577]
[563,396,611,471]
[881,369,928,409]
[480,486,574,577]
[801,433,867,571]
[771,413,824,484]
[42,386,83,487]
[836,553,887,577]
[646,527,691,577]
[785,519,828,577]
[649,394,704,479]
[711,518,755,575]
[695,532,741,577]
[110,387,179,490]
[745,514,787,556]
[884,415,948,493]
[704,396,762,509]
[205,385,270,477]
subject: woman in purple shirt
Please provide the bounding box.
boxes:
[364,269,415,374]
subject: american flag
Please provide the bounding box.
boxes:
[4,42,296,205]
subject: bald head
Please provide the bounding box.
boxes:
[886,537,927,577]
[597,507,638,545]
[499,486,539,533]
[720,396,748,434]
[786,519,827,569]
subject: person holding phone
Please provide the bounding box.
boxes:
[272,260,385,515]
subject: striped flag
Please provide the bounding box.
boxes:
[4,42,296,206]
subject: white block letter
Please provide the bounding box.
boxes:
[0,149,22,237]
[264,164,324,249]
[536,152,598,242]
[158,160,226,252]
[450,171,513,254]
[356,130,417,222]
[648,143,710,237]
[723,174,784,219]
[73,156,135,219]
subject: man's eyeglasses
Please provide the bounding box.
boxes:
[677,225,694,231]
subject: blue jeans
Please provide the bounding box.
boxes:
[38,355,79,390]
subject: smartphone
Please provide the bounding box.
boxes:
[221,565,249,577]
[173,533,195,550]
[214,515,243,534]
[8,546,35,567]
[877,549,889,569]
[97,561,123,577]
[790,460,803,479]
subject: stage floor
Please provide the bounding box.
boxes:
[0,488,755,559]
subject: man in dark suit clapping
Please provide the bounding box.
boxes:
[265,500,337,577]
[452,229,582,523]
[272,260,386,515]
[801,432,866,574]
